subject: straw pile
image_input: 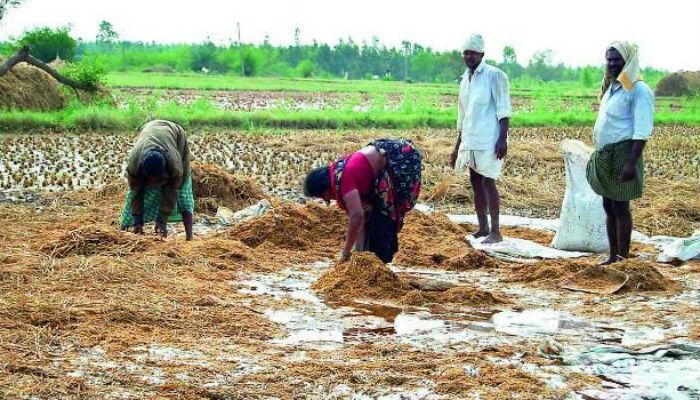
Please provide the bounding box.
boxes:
[401,286,505,306]
[655,71,700,97]
[228,202,346,257]
[313,252,412,300]
[0,63,66,110]
[394,211,498,270]
[507,259,678,293]
[313,253,507,306]
[191,162,265,213]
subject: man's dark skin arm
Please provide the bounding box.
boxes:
[450,135,461,169]
[495,118,509,159]
[620,140,645,182]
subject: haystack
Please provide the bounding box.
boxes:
[0,62,66,110]
[655,71,700,97]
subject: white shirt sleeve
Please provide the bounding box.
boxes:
[632,84,654,141]
[457,80,466,131]
[490,70,512,121]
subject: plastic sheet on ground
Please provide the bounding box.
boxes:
[450,213,696,264]
[468,235,590,261]
[562,343,700,400]
[656,230,700,263]
[448,214,560,232]
[216,199,271,225]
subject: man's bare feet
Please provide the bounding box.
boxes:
[474,229,490,239]
[483,232,503,244]
[599,255,624,265]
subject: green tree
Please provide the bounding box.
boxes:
[526,50,560,81]
[18,26,77,62]
[96,20,119,46]
[296,59,316,78]
[190,40,227,72]
[60,60,108,90]
[502,45,517,64]
[498,46,524,79]
[241,47,260,76]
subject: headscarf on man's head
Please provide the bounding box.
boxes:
[461,34,485,54]
[140,149,167,177]
[601,41,642,97]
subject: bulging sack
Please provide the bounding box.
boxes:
[551,140,609,253]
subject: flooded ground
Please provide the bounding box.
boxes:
[227,255,700,399]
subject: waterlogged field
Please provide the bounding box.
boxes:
[1,126,699,233]
[1,78,700,399]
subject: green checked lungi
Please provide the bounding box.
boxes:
[586,140,644,202]
[120,174,195,226]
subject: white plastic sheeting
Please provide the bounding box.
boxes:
[215,199,271,225]
[468,235,590,261]
[409,204,700,263]
[656,230,700,263]
[447,214,560,232]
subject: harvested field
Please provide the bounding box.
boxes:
[1,127,698,236]
[1,125,699,399]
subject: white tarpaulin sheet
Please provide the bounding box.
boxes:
[468,235,590,261]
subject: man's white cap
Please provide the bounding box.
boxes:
[462,34,485,53]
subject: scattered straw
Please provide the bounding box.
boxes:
[39,226,149,258]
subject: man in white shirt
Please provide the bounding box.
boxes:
[586,41,654,264]
[450,34,512,244]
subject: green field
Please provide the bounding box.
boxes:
[2,72,699,131]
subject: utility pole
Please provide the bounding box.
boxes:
[404,44,409,81]
[237,21,244,76]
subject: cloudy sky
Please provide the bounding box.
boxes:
[1,0,699,71]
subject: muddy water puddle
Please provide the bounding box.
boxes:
[236,262,700,399]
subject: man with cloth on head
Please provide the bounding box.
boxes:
[120,119,194,241]
[450,33,512,244]
[586,41,654,264]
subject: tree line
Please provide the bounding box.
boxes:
[1,23,667,86]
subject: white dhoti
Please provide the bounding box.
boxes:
[456,149,503,180]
